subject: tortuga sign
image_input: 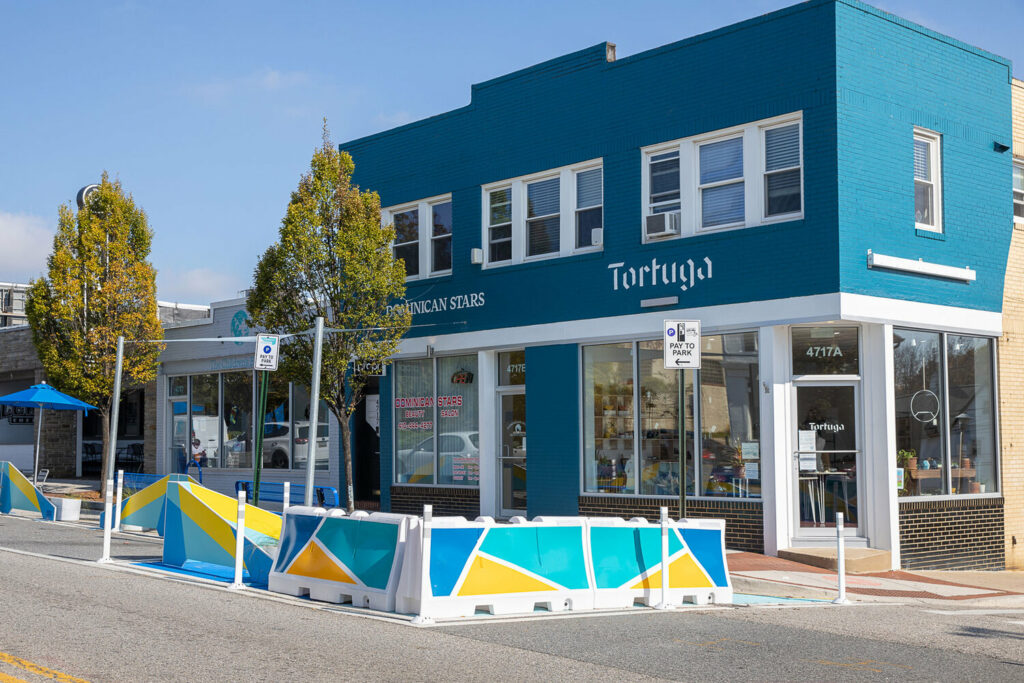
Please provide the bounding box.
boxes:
[663,320,701,370]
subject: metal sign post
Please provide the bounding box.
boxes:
[665,321,700,520]
[304,317,325,507]
[251,334,279,506]
[99,336,124,564]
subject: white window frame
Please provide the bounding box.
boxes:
[480,159,603,268]
[913,127,943,233]
[640,112,803,243]
[383,193,453,281]
[1013,159,1024,226]
[762,120,804,221]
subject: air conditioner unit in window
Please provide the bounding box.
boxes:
[645,211,681,239]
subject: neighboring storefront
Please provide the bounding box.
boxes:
[343,0,1014,569]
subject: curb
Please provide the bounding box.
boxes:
[731,575,840,601]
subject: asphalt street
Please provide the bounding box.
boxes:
[1,514,1023,682]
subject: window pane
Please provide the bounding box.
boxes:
[394,242,419,277]
[791,327,859,375]
[1014,164,1024,193]
[393,209,419,243]
[527,216,560,256]
[915,180,934,226]
[699,333,760,498]
[169,376,187,397]
[190,374,220,468]
[292,385,329,471]
[499,350,526,386]
[261,374,291,469]
[576,168,602,209]
[913,139,931,181]
[650,153,681,203]
[436,355,479,486]
[702,183,744,227]
[947,336,997,494]
[432,235,452,272]
[639,341,682,496]
[576,207,602,249]
[766,168,801,216]
[394,359,435,484]
[222,372,252,470]
[893,329,946,496]
[490,240,512,263]
[527,177,559,218]
[583,343,634,494]
[765,124,800,171]
[432,202,452,237]
[489,188,511,225]
[699,137,743,184]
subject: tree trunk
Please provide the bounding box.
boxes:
[99,411,111,498]
[340,415,355,513]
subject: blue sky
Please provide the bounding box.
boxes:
[2,0,1021,303]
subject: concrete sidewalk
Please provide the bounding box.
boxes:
[729,551,1024,606]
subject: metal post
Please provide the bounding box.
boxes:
[411,504,434,625]
[32,405,43,487]
[282,481,290,514]
[252,370,269,506]
[655,506,673,610]
[229,490,246,590]
[113,470,124,532]
[833,512,848,605]
[304,316,325,507]
[99,336,124,564]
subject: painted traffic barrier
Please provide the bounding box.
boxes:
[99,473,197,534]
[161,481,282,586]
[588,516,732,608]
[0,461,56,521]
[396,514,594,619]
[268,507,411,611]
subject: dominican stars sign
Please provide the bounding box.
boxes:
[254,334,281,371]
[664,320,700,370]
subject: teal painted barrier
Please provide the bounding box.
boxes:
[0,461,56,521]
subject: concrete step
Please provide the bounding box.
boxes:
[777,547,892,573]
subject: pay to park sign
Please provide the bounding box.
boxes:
[254,334,281,371]
[663,320,701,370]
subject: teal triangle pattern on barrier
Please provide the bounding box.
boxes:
[315,517,400,591]
[478,526,590,590]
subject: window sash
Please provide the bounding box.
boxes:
[1013,164,1024,221]
[913,131,941,230]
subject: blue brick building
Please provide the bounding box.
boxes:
[339,0,1014,569]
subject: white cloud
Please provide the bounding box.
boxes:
[186,68,313,104]
[0,211,55,283]
[156,267,248,306]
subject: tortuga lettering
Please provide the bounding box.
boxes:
[608,257,712,292]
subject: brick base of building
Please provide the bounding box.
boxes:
[578,496,764,553]
[899,497,1004,570]
[390,485,480,518]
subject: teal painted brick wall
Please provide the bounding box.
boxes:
[525,344,580,517]
[835,0,1013,311]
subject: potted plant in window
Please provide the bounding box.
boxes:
[731,452,746,480]
[897,448,917,471]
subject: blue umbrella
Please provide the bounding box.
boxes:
[0,382,97,486]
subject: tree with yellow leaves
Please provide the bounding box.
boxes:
[26,173,163,494]
[248,124,411,511]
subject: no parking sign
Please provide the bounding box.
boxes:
[254,334,281,371]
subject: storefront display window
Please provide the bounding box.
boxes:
[583,333,759,498]
[190,374,220,468]
[292,385,329,472]
[222,373,252,469]
[893,329,998,496]
[393,355,479,486]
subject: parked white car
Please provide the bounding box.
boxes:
[396,431,479,483]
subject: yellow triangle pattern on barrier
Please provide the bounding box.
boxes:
[458,555,558,596]
[630,552,713,590]
[286,540,356,584]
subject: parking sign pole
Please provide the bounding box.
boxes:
[252,370,269,506]
[303,317,325,507]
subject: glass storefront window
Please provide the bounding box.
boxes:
[262,374,291,469]
[292,385,330,472]
[583,343,635,494]
[893,329,998,497]
[639,341,681,496]
[168,376,187,397]
[190,374,220,468]
[436,355,479,485]
[393,356,479,486]
[792,327,859,375]
[499,350,526,386]
[222,372,252,469]
[700,333,760,497]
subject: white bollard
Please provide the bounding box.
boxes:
[113,470,124,532]
[228,490,247,590]
[654,506,674,610]
[411,504,434,625]
[283,481,291,514]
[99,476,114,563]
[833,512,848,605]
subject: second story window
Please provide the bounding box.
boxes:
[914,128,942,232]
[385,195,453,280]
[764,123,802,217]
[649,150,681,214]
[482,159,603,267]
[1013,161,1024,225]
[699,136,744,229]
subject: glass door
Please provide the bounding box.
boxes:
[793,384,860,536]
[499,391,527,516]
